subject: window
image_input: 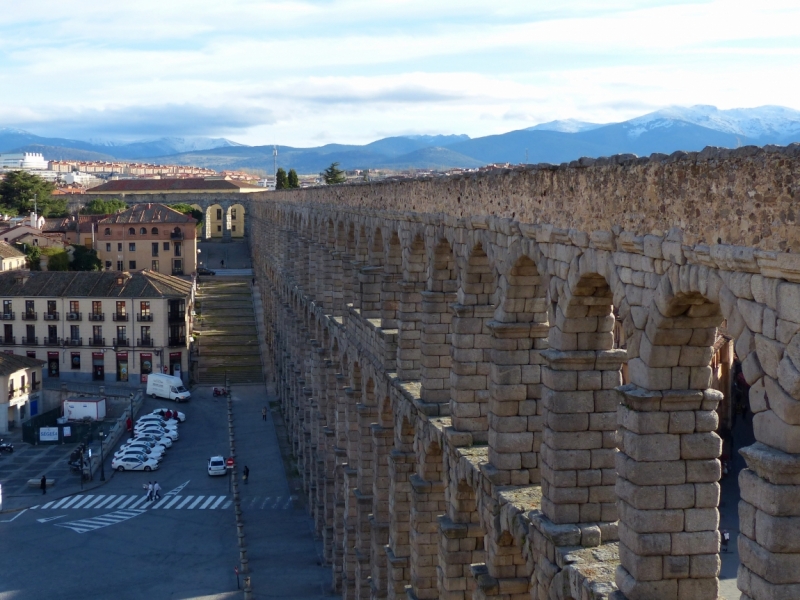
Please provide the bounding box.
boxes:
[71,352,80,370]
[163,242,170,251]
[4,323,12,341]
[92,301,102,315]
[3,300,11,315]
[140,227,147,235]
[174,242,181,257]
[105,261,112,270]
[48,325,57,340]
[173,259,183,273]
[70,325,79,340]
[47,300,56,314]
[141,325,151,341]
[116,261,123,271]
[92,325,102,341]
[70,301,79,313]
[217,225,221,232]
[25,300,34,315]
[128,227,135,235]
[116,326,126,341]
[152,242,159,257]
[129,261,136,270]
[140,301,150,317]
[116,301,126,316]
[231,208,237,219]
[232,225,236,232]
[26,324,35,341]
[104,228,111,235]
[151,227,158,235]
[216,208,222,220]
[129,243,136,252]
[106,243,111,252]
[117,243,122,251]
[152,260,159,272]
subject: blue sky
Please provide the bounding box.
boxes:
[1,0,798,146]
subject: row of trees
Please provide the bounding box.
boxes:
[0,171,68,217]
[275,168,300,190]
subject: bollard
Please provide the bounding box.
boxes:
[243,575,253,600]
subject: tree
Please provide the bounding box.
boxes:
[275,168,288,190]
[169,203,204,229]
[80,198,128,215]
[70,245,102,271]
[288,169,300,189]
[322,162,347,185]
[0,171,66,217]
[41,246,69,271]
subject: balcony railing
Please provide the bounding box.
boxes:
[1,312,14,321]
[21,312,37,321]
[66,338,83,346]
[170,231,184,240]
[168,336,186,347]
[44,336,61,346]
[168,312,185,323]
[88,313,105,322]
[137,313,153,322]
[137,337,154,347]
[89,337,105,347]
[67,312,82,321]
[113,338,130,348]
[21,336,38,345]
[112,313,128,322]
[43,312,59,321]
[31,381,40,392]
[0,336,15,345]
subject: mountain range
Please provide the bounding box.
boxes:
[1,105,799,174]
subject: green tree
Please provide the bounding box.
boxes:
[16,243,41,270]
[322,162,346,185]
[169,203,204,229]
[70,245,102,271]
[288,169,300,189]
[41,247,69,271]
[275,168,288,190]
[80,198,128,215]
[0,171,66,217]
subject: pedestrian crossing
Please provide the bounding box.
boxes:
[55,509,146,534]
[31,493,297,511]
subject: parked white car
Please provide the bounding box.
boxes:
[136,415,174,428]
[114,448,164,463]
[115,442,165,461]
[135,425,179,441]
[112,455,160,472]
[133,433,172,448]
[150,408,186,423]
[208,456,227,476]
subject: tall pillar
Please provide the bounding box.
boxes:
[397,280,425,381]
[419,291,455,406]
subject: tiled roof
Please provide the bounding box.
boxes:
[87,178,261,193]
[99,203,196,225]
[0,241,25,259]
[0,270,192,299]
[0,353,45,376]
[43,215,108,233]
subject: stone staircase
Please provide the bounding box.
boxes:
[195,278,264,385]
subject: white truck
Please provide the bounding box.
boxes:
[146,373,191,402]
[64,397,107,421]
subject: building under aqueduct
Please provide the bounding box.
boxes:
[250,144,800,600]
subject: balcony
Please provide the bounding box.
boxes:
[89,337,105,347]
[21,312,37,321]
[168,312,185,323]
[170,231,184,240]
[67,312,82,321]
[113,338,130,349]
[44,336,61,346]
[168,336,186,347]
[0,336,15,345]
[66,338,83,347]
[88,313,105,322]
[43,312,60,321]
[137,337,154,347]
[31,381,40,392]
[112,313,129,322]
[1,312,14,321]
[21,336,38,346]
[171,270,184,276]
[137,313,153,322]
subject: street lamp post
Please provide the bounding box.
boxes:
[98,430,106,481]
[129,393,134,439]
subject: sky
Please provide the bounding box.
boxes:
[1,0,799,147]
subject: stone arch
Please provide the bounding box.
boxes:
[206,203,223,238]
[438,477,486,598]
[429,237,458,293]
[459,242,497,306]
[227,203,245,238]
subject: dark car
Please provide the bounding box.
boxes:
[197,267,216,276]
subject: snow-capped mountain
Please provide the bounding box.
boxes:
[528,119,604,133]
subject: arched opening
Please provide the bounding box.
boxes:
[207,204,223,238]
[227,203,245,238]
[409,439,446,598]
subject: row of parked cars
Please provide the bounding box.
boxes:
[110,409,186,472]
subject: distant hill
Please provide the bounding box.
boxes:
[2,105,799,173]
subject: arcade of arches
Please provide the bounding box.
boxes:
[250,146,800,600]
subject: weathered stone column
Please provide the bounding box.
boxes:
[419,291,455,406]
[370,423,393,598]
[397,280,425,381]
[386,448,414,599]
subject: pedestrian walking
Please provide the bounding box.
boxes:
[146,481,154,501]
[153,481,162,500]
[252,277,255,286]
[262,406,267,421]
[722,529,730,552]
[221,259,225,268]
[40,475,47,495]
[243,465,249,484]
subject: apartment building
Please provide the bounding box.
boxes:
[0,270,193,386]
[96,204,198,276]
[0,353,45,434]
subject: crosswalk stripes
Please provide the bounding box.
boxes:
[55,509,146,534]
[31,493,298,512]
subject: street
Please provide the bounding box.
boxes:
[0,385,336,600]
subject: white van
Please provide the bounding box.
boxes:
[146,373,191,402]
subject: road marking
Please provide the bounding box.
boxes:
[151,495,171,509]
[70,495,95,509]
[117,496,137,509]
[222,501,232,510]
[93,495,117,509]
[59,496,83,509]
[210,496,226,510]
[188,496,205,509]
[199,497,215,509]
[260,497,270,509]
[55,509,145,534]
[272,497,282,509]
[36,515,65,523]
[40,501,55,509]
[284,496,295,509]
[82,496,105,509]
[176,496,194,509]
[248,497,258,508]
[164,496,183,509]
[165,480,190,497]
[49,497,72,509]
[1,509,28,522]
[129,496,150,509]
[105,496,126,509]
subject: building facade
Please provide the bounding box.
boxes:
[0,353,45,434]
[0,242,27,271]
[96,204,198,276]
[0,270,193,387]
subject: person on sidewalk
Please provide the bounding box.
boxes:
[243,465,249,484]
[40,475,47,495]
[153,481,162,500]
[262,407,267,421]
[146,482,154,501]
[722,530,730,552]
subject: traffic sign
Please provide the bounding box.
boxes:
[226,457,234,468]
